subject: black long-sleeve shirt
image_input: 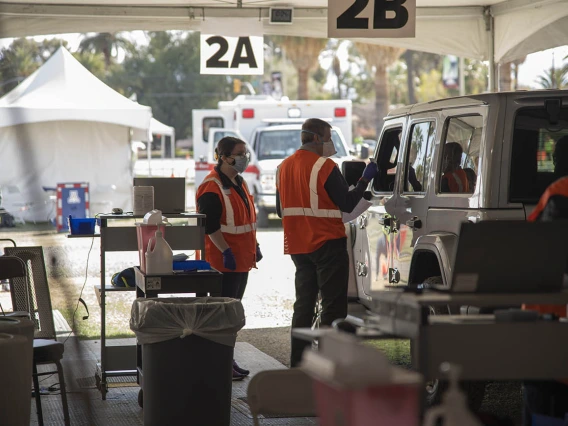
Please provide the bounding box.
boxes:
[196,167,250,235]
[276,166,368,218]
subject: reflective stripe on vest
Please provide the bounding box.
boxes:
[451,172,464,192]
[201,177,257,234]
[277,157,342,219]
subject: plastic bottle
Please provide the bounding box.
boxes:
[423,363,483,426]
[145,229,173,275]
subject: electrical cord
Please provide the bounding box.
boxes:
[62,230,95,345]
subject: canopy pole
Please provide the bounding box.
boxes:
[484,7,496,92]
[459,57,465,96]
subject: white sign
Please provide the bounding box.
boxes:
[328,0,416,38]
[200,35,264,75]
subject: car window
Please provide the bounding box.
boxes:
[257,129,347,161]
[373,126,402,193]
[213,130,240,144]
[404,121,435,193]
[510,106,568,203]
[203,117,224,142]
[438,115,482,194]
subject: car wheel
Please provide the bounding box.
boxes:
[256,207,269,228]
[419,276,486,412]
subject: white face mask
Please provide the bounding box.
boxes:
[322,141,337,157]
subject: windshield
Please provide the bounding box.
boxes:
[257,129,347,160]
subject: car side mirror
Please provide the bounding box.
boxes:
[360,144,370,160]
[341,161,367,187]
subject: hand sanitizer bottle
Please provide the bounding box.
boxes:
[145,229,173,275]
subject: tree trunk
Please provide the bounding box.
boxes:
[499,62,512,92]
[298,68,309,100]
[375,64,389,136]
[404,51,416,104]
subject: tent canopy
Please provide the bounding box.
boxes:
[0,0,567,67]
[150,118,174,138]
[0,46,152,140]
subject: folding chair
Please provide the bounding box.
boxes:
[4,246,70,426]
[247,368,316,426]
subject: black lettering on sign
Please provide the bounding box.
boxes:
[374,0,408,29]
[337,0,369,30]
[336,0,409,30]
[206,36,229,68]
[231,37,258,69]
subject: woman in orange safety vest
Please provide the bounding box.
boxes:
[196,136,262,380]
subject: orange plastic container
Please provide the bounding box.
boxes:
[312,381,421,426]
[136,224,166,273]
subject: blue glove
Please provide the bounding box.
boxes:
[362,161,378,182]
[222,248,237,271]
[256,244,263,262]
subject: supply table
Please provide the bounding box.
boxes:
[368,289,568,382]
[91,213,222,399]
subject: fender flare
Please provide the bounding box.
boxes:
[411,232,458,287]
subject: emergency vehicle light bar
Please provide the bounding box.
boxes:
[335,108,347,118]
[242,109,255,119]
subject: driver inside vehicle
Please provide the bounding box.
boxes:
[441,142,470,193]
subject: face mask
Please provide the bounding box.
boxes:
[229,155,250,174]
[322,141,337,157]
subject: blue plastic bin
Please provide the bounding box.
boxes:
[172,260,211,272]
[68,217,96,235]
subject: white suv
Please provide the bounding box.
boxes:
[249,124,354,227]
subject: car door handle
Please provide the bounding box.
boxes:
[378,216,391,227]
[406,216,422,230]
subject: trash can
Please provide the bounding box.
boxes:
[0,317,35,426]
[130,297,245,426]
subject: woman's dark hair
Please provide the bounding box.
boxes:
[215,136,246,165]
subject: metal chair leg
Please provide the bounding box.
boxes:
[32,363,44,426]
[55,360,71,426]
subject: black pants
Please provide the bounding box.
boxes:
[523,381,568,425]
[290,238,349,367]
[221,271,249,300]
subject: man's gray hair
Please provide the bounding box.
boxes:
[301,118,332,144]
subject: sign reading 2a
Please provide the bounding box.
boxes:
[328,0,416,38]
[200,34,264,75]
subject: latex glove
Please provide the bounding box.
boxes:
[362,161,378,182]
[256,244,263,262]
[222,248,237,271]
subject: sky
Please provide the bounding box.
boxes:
[1,31,567,90]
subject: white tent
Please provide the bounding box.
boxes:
[0,46,152,222]
[1,0,567,90]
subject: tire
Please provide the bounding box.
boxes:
[419,276,486,412]
[138,389,143,408]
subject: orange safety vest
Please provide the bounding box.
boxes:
[196,170,257,273]
[443,169,469,193]
[524,177,568,317]
[276,150,346,255]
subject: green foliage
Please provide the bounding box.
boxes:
[104,31,228,140]
[536,66,568,89]
[72,52,106,80]
[0,37,69,96]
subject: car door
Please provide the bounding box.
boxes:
[392,115,438,286]
[354,119,404,300]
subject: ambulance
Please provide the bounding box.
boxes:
[192,95,353,190]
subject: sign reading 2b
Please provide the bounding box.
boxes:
[200,34,264,75]
[328,0,416,38]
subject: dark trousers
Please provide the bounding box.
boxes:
[221,271,249,300]
[523,381,568,425]
[290,238,349,367]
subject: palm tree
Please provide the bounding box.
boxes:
[275,36,327,99]
[536,68,567,89]
[78,32,133,68]
[354,43,405,135]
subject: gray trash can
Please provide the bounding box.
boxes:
[0,317,35,426]
[130,297,245,426]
